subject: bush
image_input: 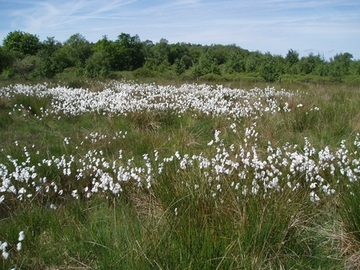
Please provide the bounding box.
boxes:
[67,79,90,89]
[260,59,279,82]
[132,67,157,78]
[199,73,223,82]
[33,50,58,79]
[340,182,360,268]
[84,51,111,79]
[0,97,13,127]
[1,67,16,79]
[329,62,344,82]
[13,55,39,79]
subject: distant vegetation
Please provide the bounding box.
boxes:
[1,30,360,84]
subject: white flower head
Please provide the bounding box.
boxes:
[310,191,320,202]
[18,231,25,241]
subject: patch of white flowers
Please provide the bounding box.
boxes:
[1,82,360,261]
[0,231,25,260]
[0,81,299,120]
[0,82,359,206]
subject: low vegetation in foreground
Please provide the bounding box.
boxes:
[1,79,360,269]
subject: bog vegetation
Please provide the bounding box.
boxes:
[0,79,360,269]
[1,30,360,269]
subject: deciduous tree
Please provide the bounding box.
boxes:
[260,53,279,82]
[114,33,145,71]
[3,31,41,55]
[63,33,93,67]
[84,50,111,78]
[13,55,39,79]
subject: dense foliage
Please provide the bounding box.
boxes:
[1,30,360,82]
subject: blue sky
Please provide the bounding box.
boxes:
[1,0,359,60]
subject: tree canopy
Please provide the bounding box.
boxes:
[3,31,41,55]
[1,30,359,82]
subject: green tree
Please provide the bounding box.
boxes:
[144,38,170,71]
[245,51,262,73]
[3,30,41,55]
[187,45,202,65]
[285,49,299,74]
[225,50,246,73]
[47,33,92,73]
[273,54,286,76]
[349,60,360,76]
[93,36,117,69]
[13,55,39,79]
[41,37,62,55]
[174,58,186,75]
[285,49,299,66]
[34,50,56,78]
[191,65,203,79]
[34,37,62,78]
[84,50,111,78]
[0,46,14,73]
[181,54,192,69]
[51,47,76,72]
[203,45,227,65]
[168,43,190,65]
[260,53,279,82]
[332,52,353,75]
[113,33,145,71]
[297,53,324,75]
[328,61,343,82]
[191,52,221,78]
[328,53,353,82]
[62,33,92,67]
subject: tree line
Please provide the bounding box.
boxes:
[1,30,359,82]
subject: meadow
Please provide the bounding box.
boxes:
[0,79,360,269]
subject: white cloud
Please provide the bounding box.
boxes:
[1,0,359,59]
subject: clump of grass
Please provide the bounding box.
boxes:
[0,96,8,109]
[146,151,339,269]
[126,108,183,132]
[11,94,50,117]
[0,97,13,127]
[1,197,150,269]
[339,182,360,269]
[66,79,90,90]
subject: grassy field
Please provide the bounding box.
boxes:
[0,78,360,269]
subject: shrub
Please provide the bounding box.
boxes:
[199,73,223,82]
[339,182,360,268]
[260,59,279,82]
[84,51,111,79]
[13,55,39,79]
[132,67,157,78]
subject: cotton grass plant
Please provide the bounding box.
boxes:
[0,80,359,268]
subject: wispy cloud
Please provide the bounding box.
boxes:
[1,0,359,59]
[3,0,136,36]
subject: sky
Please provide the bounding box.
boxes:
[0,0,359,60]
